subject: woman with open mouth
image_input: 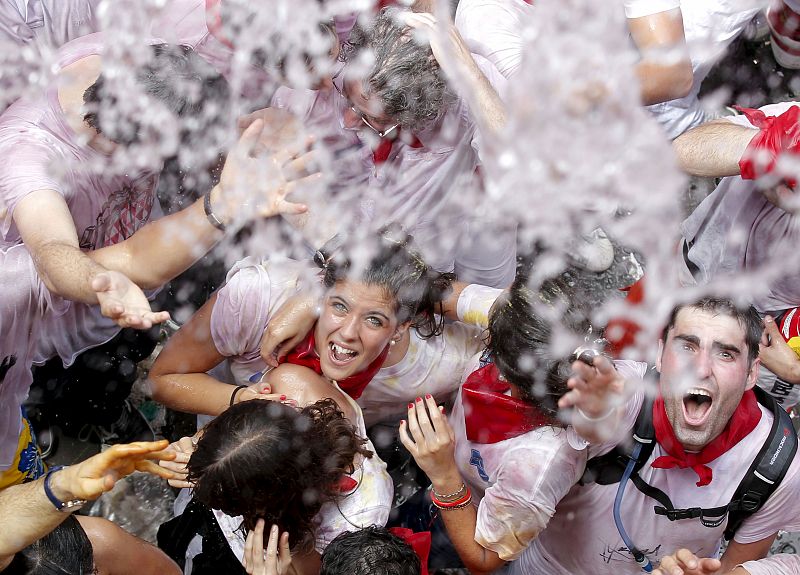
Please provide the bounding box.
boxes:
[147,231,495,424]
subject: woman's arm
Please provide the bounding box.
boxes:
[399,396,506,574]
[148,293,274,415]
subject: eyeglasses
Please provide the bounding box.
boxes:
[332,71,399,138]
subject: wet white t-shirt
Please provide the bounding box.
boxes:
[210,257,495,426]
[449,356,649,565]
[522,391,800,574]
[741,554,800,575]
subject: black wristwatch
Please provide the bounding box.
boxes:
[44,466,87,512]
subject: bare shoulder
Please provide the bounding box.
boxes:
[266,364,357,421]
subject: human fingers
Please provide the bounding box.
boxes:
[592,355,616,377]
[281,150,319,180]
[398,419,419,457]
[425,395,450,440]
[243,522,256,574]
[135,459,182,481]
[237,118,265,158]
[558,388,581,409]
[252,520,267,573]
[761,315,779,347]
[265,524,280,574]
[277,531,291,573]
[405,402,426,446]
[413,396,437,443]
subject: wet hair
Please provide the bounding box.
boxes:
[5,516,95,575]
[83,44,230,147]
[318,231,454,339]
[343,8,453,132]
[187,398,372,554]
[320,526,421,575]
[218,0,338,84]
[487,257,591,419]
[661,297,763,365]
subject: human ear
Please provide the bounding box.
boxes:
[655,339,664,373]
[744,356,761,391]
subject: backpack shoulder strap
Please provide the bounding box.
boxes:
[723,386,798,540]
[581,392,656,485]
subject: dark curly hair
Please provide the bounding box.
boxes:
[187,398,372,553]
[342,7,454,132]
[83,44,230,149]
[321,526,421,575]
[317,230,454,339]
[487,256,592,419]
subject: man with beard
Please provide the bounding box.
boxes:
[516,298,800,574]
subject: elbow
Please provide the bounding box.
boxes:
[671,63,694,100]
[146,372,170,405]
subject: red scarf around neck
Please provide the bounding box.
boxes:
[278,331,388,400]
[372,132,423,163]
[462,363,558,444]
[651,389,762,487]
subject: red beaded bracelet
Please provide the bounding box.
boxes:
[431,487,472,509]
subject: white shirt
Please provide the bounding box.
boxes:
[521,389,800,574]
[449,355,649,564]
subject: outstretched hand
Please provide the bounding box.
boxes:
[92,270,170,329]
[211,117,320,226]
[558,355,625,418]
[653,549,722,575]
[158,435,197,489]
[61,440,177,500]
[243,520,292,575]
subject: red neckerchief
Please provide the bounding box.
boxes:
[651,389,762,487]
[735,105,800,187]
[462,363,558,444]
[205,0,234,49]
[388,528,431,575]
[278,331,388,400]
[372,132,423,164]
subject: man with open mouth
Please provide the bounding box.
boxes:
[515,297,800,575]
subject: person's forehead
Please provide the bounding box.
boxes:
[669,307,747,346]
[330,280,394,311]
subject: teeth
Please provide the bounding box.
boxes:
[685,388,711,398]
[331,343,357,357]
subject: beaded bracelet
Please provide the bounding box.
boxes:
[431,487,472,510]
[432,482,467,501]
[229,385,248,407]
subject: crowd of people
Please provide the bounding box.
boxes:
[1,0,800,573]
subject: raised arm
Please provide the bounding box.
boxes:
[90,118,310,288]
[672,118,757,177]
[0,441,176,569]
[628,8,693,106]
[399,396,506,575]
[13,119,312,329]
[148,293,283,416]
[403,12,507,136]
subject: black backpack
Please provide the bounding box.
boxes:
[581,385,798,540]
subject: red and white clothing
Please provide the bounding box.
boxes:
[210,258,499,426]
[269,58,518,288]
[0,33,163,470]
[449,355,648,566]
[522,388,800,574]
[678,102,800,315]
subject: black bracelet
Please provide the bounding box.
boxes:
[229,385,248,407]
[204,191,226,232]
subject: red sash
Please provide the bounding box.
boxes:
[388,528,431,575]
[462,363,558,444]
